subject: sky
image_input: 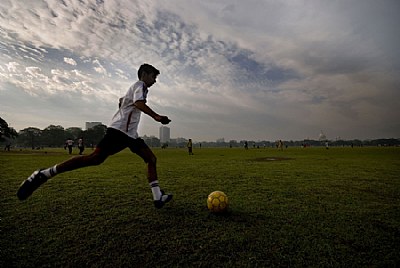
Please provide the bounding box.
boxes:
[1,0,399,142]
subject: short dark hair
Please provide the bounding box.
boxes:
[137,63,160,79]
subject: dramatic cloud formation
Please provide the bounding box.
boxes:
[0,0,399,141]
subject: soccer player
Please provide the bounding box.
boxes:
[17,64,173,209]
[187,138,194,155]
[65,138,74,154]
[77,137,84,155]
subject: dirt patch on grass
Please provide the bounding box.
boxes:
[249,156,294,162]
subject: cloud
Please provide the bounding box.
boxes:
[6,62,19,72]
[0,0,399,140]
[64,57,77,66]
[92,59,108,76]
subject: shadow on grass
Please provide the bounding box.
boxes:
[159,201,268,228]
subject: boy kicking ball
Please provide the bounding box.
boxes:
[17,63,173,209]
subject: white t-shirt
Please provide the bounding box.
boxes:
[109,81,148,138]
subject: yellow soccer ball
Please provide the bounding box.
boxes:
[207,191,229,213]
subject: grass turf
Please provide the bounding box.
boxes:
[0,147,399,267]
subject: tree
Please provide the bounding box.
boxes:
[142,135,161,147]
[65,127,83,141]
[84,124,107,147]
[18,127,42,149]
[41,125,65,147]
[0,117,18,141]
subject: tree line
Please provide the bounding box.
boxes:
[16,125,107,149]
[1,117,107,149]
[1,117,399,149]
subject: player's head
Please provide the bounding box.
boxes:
[138,64,160,88]
[138,64,160,79]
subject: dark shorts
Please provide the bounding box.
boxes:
[96,128,151,161]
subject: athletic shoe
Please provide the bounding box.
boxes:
[154,190,173,209]
[17,170,48,200]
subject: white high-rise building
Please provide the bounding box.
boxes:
[159,126,170,143]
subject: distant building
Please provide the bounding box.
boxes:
[86,122,102,130]
[159,126,170,143]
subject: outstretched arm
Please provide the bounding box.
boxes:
[134,100,171,124]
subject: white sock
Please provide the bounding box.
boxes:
[150,180,162,200]
[41,165,58,178]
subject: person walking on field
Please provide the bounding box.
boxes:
[65,138,74,154]
[278,140,284,151]
[17,64,173,209]
[77,137,85,155]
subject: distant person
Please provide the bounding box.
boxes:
[65,138,74,154]
[187,139,194,155]
[244,141,248,150]
[77,137,85,155]
[4,139,11,151]
[17,63,173,209]
[278,140,283,151]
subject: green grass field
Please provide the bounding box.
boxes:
[1,147,399,267]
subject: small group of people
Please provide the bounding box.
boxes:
[64,137,85,155]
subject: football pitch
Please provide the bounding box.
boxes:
[1,146,399,267]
